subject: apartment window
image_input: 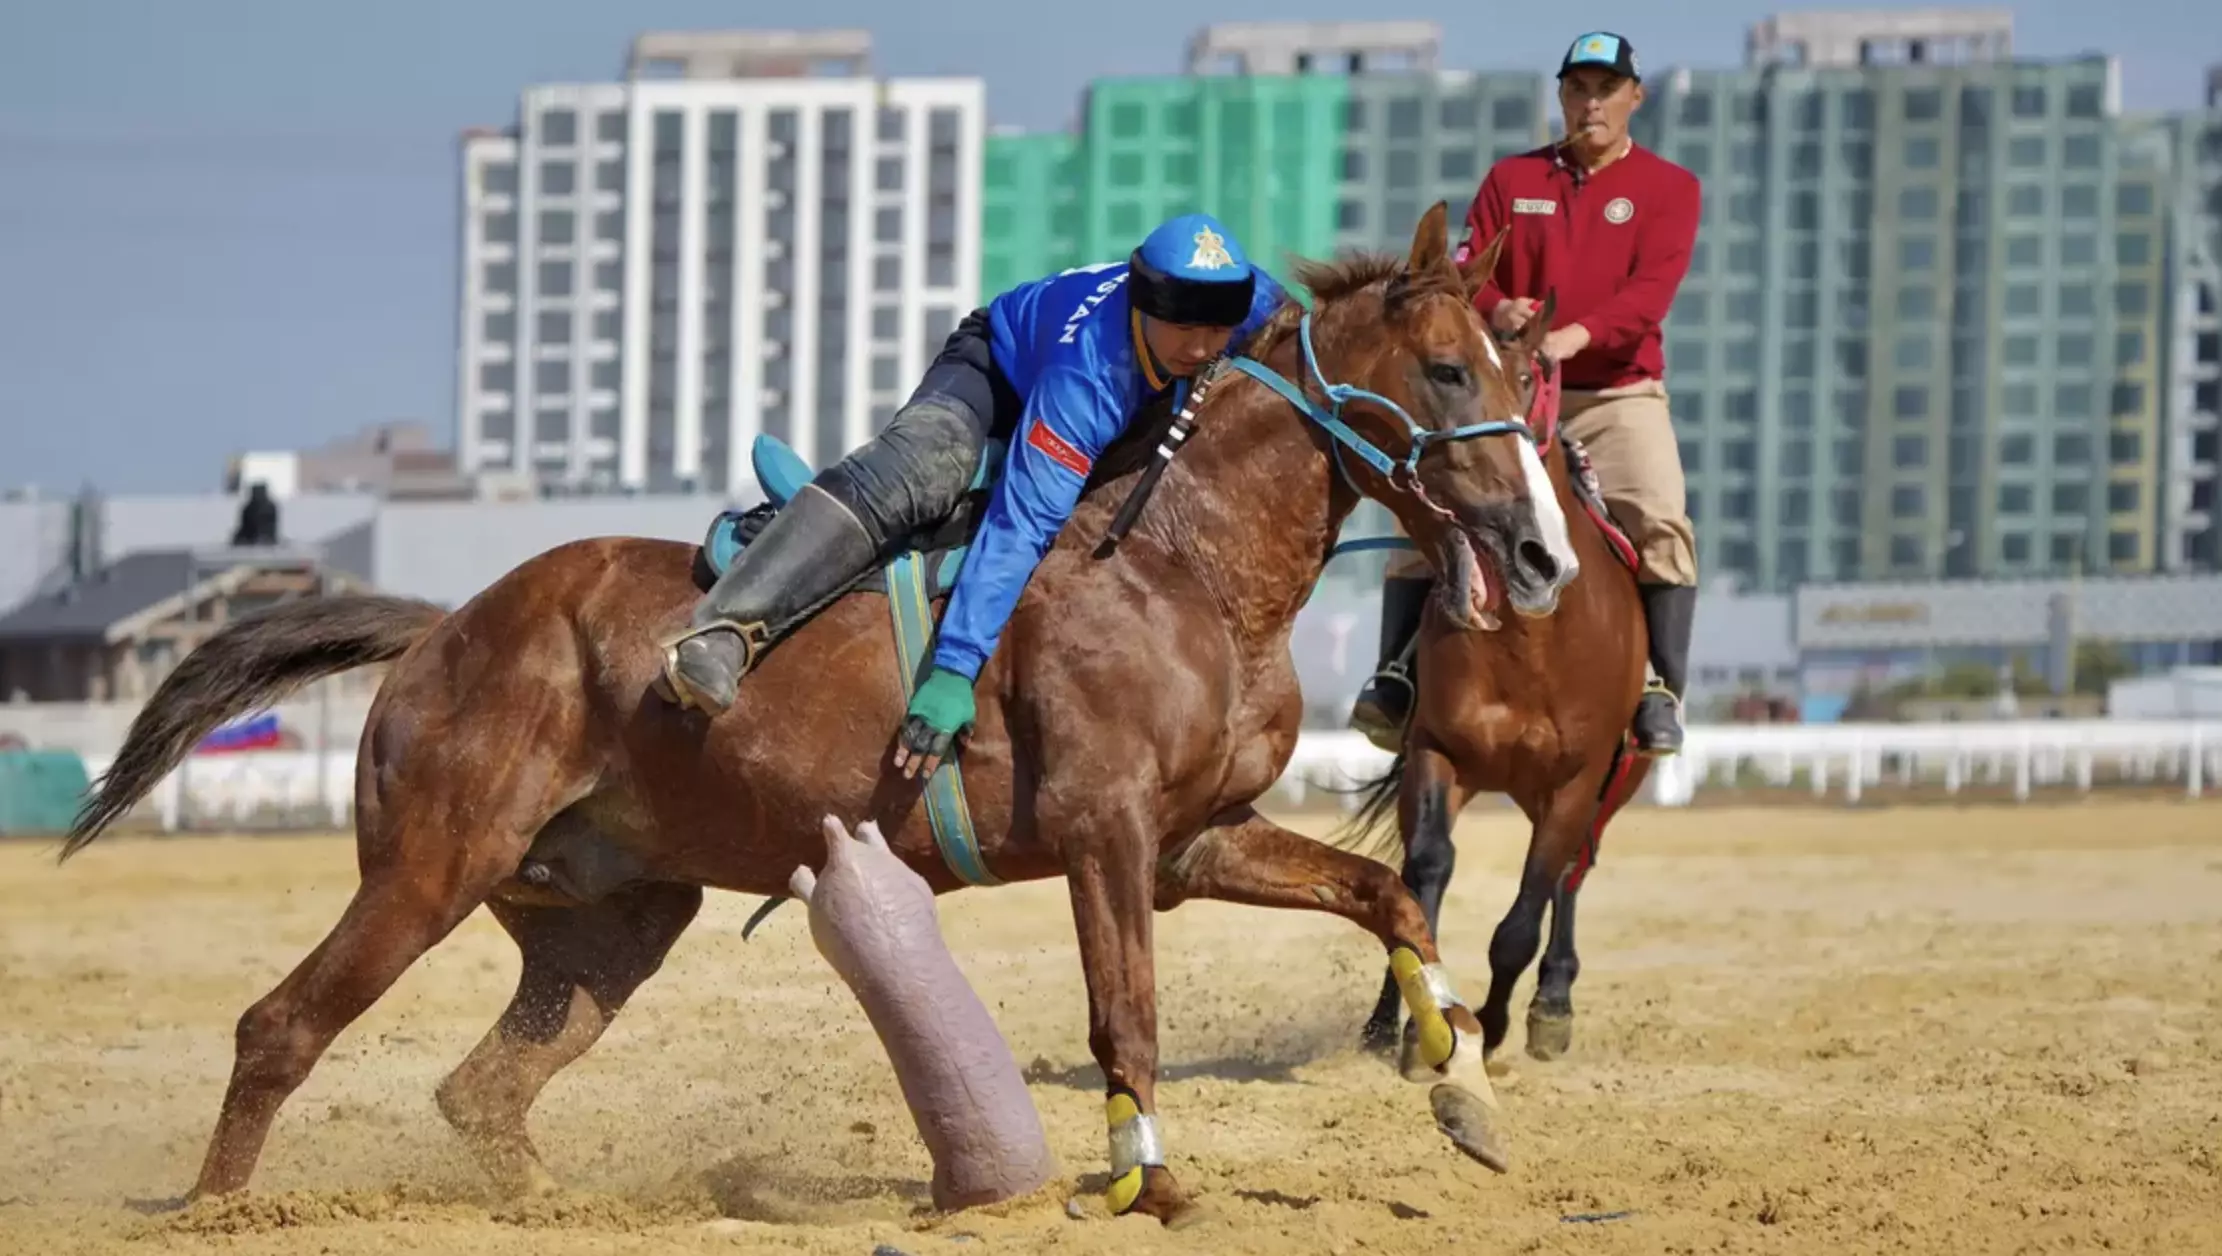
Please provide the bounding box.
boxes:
[2118,183,2153,216]
[2108,531,2139,563]
[479,361,514,392]
[481,162,517,195]
[1899,237,1936,271]
[1492,96,1531,131]
[534,360,569,394]
[539,160,577,196]
[484,260,516,293]
[1891,485,1925,519]
[596,160,623,193]
[1895,337,1932,372]
[2054,482,2089,513]
[1677,93,1712,127]
[2110,431,2142,464]
[1440,96,1477,129]
[1903,135,1939,168]
[1998,483,2033,513]
[538,260,573,297]
[2003,334,2038,367]
[2063,134,2101,168]
[596,111,625,143]
[2112,383,2145,415]
[1387,99,1422,139]
[536,310,572,344]
[539,209,575,245]
[2116,281,2149,316]
[592,309,619,342]
[2005,235,2040,267]
[2117,232,2151,267]
[2116,331,2145,366]
[2012,85,2046,118]
[2057,382,2093,417]
[1893,386,1930,421]
[1440,149,1476,181]
[1898,186,1938,220]
[2066,83,2102,119]
[538,108,577,146]
[591,360,620,390]
[482,310,515,342]
[1893,433,1927,467]
[2009,136,2047,168]
[2059,286,2094,318]
[2109,482,2141,513]
[2062,185,2098,218]
[1896,286,1935,320]
[1889,535,1922,568]
[2002,533,2032,564]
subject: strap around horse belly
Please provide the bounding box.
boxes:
[886,552,1000,887]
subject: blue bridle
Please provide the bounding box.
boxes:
[1225,309,1536,500]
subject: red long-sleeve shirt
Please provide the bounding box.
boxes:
[1455,141,1702,391]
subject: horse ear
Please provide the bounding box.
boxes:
[1405,200,1453,278]
[1458,225,1509,294]
[1520,289,1558,356]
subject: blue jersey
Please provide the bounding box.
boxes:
[928,261,1289,681]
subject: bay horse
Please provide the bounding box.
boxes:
[1329,339,1654,1073]
[60,204,1579,1225]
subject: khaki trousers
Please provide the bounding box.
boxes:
[1384,379,1698,588]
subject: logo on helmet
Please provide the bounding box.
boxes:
[1188,226,1235,271]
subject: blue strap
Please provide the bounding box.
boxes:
[751,433,813,507]
[1330,536,1419,558]
[886,551,999,887]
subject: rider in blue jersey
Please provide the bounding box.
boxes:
[657,212,1288,771]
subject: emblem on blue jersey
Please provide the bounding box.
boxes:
[1188,226,1235,271]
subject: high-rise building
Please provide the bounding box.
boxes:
[981,23,1546,293]
[2157,74,2222,569]
[1632,10,2173,591]
[454,31,985,493]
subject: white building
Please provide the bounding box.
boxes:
[454,30,986,494]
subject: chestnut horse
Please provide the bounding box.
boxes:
[1329,344,1654,1072]
[61,205,1577,1224]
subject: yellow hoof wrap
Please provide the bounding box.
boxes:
[1389,947,1463,1072]
[1104,1091,1163,1215]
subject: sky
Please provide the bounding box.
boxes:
[1,1,2214,494]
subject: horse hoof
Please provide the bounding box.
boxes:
[1429,1082,1509,1174]
[1483,1049,1519,1083]
[1359,1019,1401,1059]
[1525,1009,1574,1062]
[1397,1031,1439,1085]
[1112,1164,1194,1226]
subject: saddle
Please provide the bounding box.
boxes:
[692,433,1008,602]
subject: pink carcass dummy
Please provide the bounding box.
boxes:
[787,815,1059,1211]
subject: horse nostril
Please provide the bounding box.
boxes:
[1517,538,1560,585]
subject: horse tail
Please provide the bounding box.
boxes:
[60,595,447,862]
[1323,748,1411,868]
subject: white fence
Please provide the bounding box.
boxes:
[76,719,2221,832]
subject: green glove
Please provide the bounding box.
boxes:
[898,666,976,763]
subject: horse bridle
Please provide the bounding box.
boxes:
[1226,311,1562,520]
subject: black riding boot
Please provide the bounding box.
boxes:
[1348,575,1433,753]
[1632,582,1697,756]
[657,484,878,715]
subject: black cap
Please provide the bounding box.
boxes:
[1558,31,1641,83]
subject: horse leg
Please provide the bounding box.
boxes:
[1525,876,1581,1061]
[1527,742,1642,1061]
[1159,808,1508,1175]
[434,882,703,1196]
[1361,747,1470,1055]
[1062,811,1189,1223]
[1477,771,1603,1066]
[191,859,511,1197]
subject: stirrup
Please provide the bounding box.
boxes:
[1349,659,1417,751]
[1630,680,1683,758]
[654,618,771,713]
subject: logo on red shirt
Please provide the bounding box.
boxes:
[1025,418,1093,477]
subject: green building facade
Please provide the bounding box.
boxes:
[1633,55,2173,591]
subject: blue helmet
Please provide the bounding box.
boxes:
[1128,213,1257,328]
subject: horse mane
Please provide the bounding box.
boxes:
[1236,249,1462,361]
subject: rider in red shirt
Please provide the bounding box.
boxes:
[1350,30,1703,757]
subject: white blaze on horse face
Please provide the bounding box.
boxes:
[1514,435,1580,585]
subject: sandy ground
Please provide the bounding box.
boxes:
[2,799,2219,1255]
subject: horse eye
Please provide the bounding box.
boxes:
[1425,362,1468,388]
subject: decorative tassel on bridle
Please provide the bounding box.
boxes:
[1094,358,1229,558]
